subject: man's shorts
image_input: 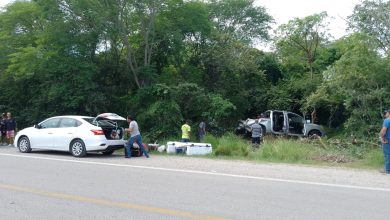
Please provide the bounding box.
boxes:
[252,137,260,144]
[6,130,15,138]
[181,138,190,143]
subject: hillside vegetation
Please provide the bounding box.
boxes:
[0,0,389,143]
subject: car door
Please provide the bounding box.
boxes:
[287,112,305,136]
[53,118,81,150]
[30,118,61,149]
[260,111,271,133]
[271,111,286,134]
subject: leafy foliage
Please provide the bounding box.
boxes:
[348,0,390,54]
[0,0,388,140]
[305,34,390,136]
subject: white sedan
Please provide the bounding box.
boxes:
[15,113,127,157]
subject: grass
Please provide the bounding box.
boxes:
[353,148,384,169]
[143,133,384,170]
[255,138,320,163]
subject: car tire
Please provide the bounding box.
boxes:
[70,139,87,157]
[308,130,322,138]
[102,150,115,155]
[18,136,32,153]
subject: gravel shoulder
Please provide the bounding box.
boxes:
[124,154,390,189]
[1,145,389,189]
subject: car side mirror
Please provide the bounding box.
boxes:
[34,124,42,129]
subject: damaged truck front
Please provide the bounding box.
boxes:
[236,110,324,138]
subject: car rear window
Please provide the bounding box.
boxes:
[83,117,94,124]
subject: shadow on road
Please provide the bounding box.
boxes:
[26,150,124,159]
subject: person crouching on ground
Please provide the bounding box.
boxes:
[181,120,191,143]
[250,119,262,149]
[380,109,390,174]
[124,115,149,158]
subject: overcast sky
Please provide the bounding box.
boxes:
[255,0,361,39]
[1,0,362,39]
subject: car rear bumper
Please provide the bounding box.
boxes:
[85,139,126,152]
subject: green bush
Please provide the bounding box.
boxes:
[213,133,250,157]
[129,83,236,139]
[204,134,219,149]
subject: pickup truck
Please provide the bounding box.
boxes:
[236,110,325,137]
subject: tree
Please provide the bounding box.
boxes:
[0,1,42,73]
[128,83,236,138]
[0,0,106,126]
[304,34,390,135]
[348,0,390,55]
[153,0,212,75]
[117,0,170,88]
[275,12,330,78]
[209,0,273,45]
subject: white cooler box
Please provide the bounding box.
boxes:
[186,143,212,156]
[166,141,188,154]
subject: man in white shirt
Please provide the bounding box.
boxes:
[124,115,149,158]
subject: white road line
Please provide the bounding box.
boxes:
[1,152,390,192]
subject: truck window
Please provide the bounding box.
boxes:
[262,111,270,119]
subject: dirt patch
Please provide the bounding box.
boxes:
[311,154,353,163]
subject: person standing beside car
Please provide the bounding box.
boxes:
[5,112,16,146]
[0,113,7,145]
[250,119,262,149]
[380,109,390,174]
[124,115,149,158]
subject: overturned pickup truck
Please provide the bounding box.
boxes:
[236,110,325,137]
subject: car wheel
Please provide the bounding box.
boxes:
[102,150,115,155]
[18,136,32,153]
[308,130,322,138]
[70,139,86,157]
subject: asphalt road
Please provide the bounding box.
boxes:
[1,146,390,220]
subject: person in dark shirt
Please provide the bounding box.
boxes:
[199,120,206,143]
[0,113,6,145]
[250,119,263,149]
[5,112,17,146]
[380,109,390,174]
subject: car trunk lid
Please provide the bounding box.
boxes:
[93,113,127,144]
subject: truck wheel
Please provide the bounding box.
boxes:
[308,130,322,138]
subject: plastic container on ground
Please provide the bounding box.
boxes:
[166,141,188,154]
[186,143,212,156]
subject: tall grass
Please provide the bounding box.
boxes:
[256,139,320,163]
[358,148,384,168]
[209,133,251,157]
[153,133,385,170]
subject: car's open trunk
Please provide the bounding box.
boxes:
[92,113,127,140]
[101,126,124,140]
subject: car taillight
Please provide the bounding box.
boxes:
[91,129,104,135]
